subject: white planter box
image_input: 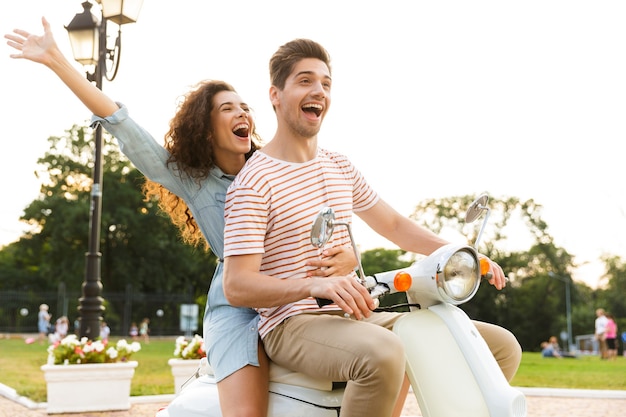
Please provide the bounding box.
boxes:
[168,358,202,394]
[41,361,138,414]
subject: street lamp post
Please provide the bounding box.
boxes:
[548,272,573,352]
[65,0,143,339]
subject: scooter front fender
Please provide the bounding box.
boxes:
[394,304,526,417]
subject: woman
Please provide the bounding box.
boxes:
[5,18,356,417]
[605,313,618,360]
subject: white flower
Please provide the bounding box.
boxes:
[107,347,118,359]
[173,334,206,359]
[47,334,140,365]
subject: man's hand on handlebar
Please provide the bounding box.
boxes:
[309,275,375,320]
[479,255,508,290]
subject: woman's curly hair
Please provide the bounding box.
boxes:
[143,80,261,250]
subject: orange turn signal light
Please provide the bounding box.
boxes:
[394,272,412,292]
[480,258,490,276]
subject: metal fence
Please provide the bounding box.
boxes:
[0,284,203,338]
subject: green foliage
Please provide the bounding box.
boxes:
[0,337,175,402]
[0,124,217,300]
[511,352,626,390]
[1,338,624,404]
[361,248,413,310]
[361,248,412,276]
[46,335,141,364]
[406,194,625,351]
[595,255,626,334]
[2,127,626,357]
[173,334,206,359]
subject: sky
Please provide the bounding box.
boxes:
[1,1,625,288]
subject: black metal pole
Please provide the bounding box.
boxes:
[565,278,573,352]
[548,272,574,353]
[78,13,106,340]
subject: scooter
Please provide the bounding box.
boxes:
[156,194,527,417]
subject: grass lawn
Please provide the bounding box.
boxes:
[0,335,177,403]
[1,336,625,403]
[511,351,626,390]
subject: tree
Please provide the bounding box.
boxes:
[361,248,412,276]
[360,248,413,310]
[407,194,587,350]
[0,124,217,310]
[596,256,626,335]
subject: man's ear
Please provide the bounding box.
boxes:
[269,85,280,108]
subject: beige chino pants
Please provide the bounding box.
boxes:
[263,311,521,417]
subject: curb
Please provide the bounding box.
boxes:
[515,387,626,399]
[2,382,625,410]
[0,382,45,409]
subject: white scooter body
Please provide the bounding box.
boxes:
[157,196,527,417]
[158,360,344,417]
[158,259,526,417]
[395,304,526,416]
[158,301,525,417]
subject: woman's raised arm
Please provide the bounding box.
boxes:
[5,17,119,118]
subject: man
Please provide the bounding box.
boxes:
[223,39,521,417]
[595,308,609,359]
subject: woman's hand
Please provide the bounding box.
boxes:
[5,17,56,65]
[306,246,357,277]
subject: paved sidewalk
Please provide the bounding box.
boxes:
[2,386,626,417]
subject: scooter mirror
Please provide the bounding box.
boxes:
[311,207,336,248]
[310,207,368,287]
[465,194,489,223]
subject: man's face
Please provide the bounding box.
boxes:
[271,58,332,139]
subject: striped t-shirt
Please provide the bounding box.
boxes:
[223,148,379,338]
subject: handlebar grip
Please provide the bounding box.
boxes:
[316,297,334,307]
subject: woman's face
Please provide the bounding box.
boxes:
[210,90,254,168]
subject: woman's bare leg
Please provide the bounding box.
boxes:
[217,340,270,417]
[391,374,410,417]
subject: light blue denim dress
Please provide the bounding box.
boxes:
[92,104,260,381]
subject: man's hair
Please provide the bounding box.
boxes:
[269,39,332,90]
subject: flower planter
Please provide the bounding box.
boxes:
[41,361,138,414]
[168,358,202,394]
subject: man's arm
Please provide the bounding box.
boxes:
[356,199,449,254]
[223,254,375,320]
[357,198,507,289]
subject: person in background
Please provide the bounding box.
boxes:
[129,322,139,341]
[605,313,618,361]
[37,304,51,344]
[100,321,111,342]
[541,341,561,358]
[50,316,69,343]
[548,335,576,358]
[139,318,150,343]
[595,308,609,359]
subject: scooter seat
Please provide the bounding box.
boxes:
[269,362,334,391]
[197,357,335,392]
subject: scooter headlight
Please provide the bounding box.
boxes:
[437,249,480,304]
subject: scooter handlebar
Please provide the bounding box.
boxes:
[316,297,334,307]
